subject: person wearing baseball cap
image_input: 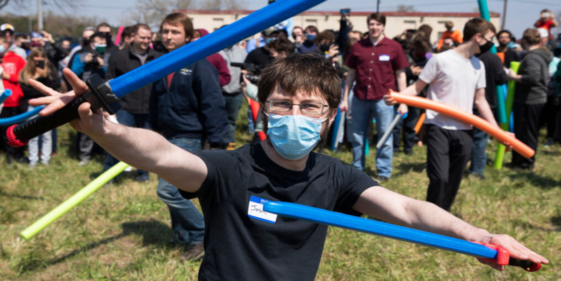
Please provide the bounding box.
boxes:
[0,23,27,59]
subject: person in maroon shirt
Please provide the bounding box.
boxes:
[194,29,231,87]
[339,13,409,182]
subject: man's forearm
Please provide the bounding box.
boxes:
[343,70,356,101]
[405,199,489,240]
[89,121,206,192]
[475,98,500,127]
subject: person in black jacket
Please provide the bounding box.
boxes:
[506,28,553,170]
[467,50,507,179]
[19,48,60,168]
[103,23,161,181]
[149,13,228,262]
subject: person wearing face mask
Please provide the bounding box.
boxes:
[534,9,558,41]
[19,48,60,168]
[244,27,278,71]
[506,28,553,171]
[96,22,118,55]
[314,30,339,61]
[467,35,508,179]
[297,25,319,53]
[29,52,548,279]
[70,32,112,166]
[385,18,505,211]
[291,26,304,49]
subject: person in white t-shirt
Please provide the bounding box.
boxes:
[385,18,509,211]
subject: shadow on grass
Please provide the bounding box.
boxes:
[0,190,44,200]
[17,219,172,273]
[392,162,426,177]
[507,172,560,190]
[551,216,561,232]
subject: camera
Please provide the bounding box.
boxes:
[231,62,261,83]
[88,53,100,66]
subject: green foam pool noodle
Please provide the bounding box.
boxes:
[20,161,130,240]
[494,61,520,169]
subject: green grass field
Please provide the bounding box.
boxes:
[1,101,560,280]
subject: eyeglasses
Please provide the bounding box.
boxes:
[265,99,329,117]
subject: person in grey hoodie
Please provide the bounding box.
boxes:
[219,40,247,149]
[506,28,553,170]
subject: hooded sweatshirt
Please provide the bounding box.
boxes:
[197,29,231,87]
[514,47,553,104]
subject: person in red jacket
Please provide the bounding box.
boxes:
[193,28,231,87]
[0,33,26,163]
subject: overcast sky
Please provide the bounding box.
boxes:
[2,0,560,39]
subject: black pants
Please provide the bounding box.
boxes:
[393,105,421,153]
[426,125,473,211]
[512,102,544,168]
[0,107,26,161]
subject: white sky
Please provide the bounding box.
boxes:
[2,0,561,39]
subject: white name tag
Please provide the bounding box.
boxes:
[379,54,390,61]
[248,196,277,224]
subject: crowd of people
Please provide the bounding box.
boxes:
[0,6,556,278]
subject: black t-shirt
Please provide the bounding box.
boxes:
[180,143,377,280]
[244,47,273,74]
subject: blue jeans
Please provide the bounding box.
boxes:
[103,110,151,180]
[468,127,489,176]
[157,138,205,245]
[349,96,394,177]
[223,93,244,143]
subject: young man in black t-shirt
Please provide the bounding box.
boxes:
[29,53,547,280]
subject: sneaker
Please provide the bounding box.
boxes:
[180,243,204,262]
[376,176,389,183]
[29,163,36,170]
[78,159,89,166]
[545,139,553,148]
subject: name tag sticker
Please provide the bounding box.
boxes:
[379,54,390,61]
[248,196,277,224]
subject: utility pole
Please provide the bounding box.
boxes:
[501,0,508,30]
[377,0,380,13]
[37,0,43,31]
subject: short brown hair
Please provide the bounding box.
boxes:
[315,30,335,44]
[132,23,151,34]
[367,13,386,26]
[266,38,295,55]
[463,18,496,41]
[418,24,433,40]
[258,53,341,110]
[97,22,112,32]
[445,21,454,30]
[522,28,541,45]
[160,13,194,39]
[304,25,318,34]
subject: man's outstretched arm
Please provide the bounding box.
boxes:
[28,68,207,193]
[353,186,549,271]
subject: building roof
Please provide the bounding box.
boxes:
[173,9,500,18]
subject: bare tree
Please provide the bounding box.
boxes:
[122,0,246,27]
[0,0,82,13]
[397,5,415,12]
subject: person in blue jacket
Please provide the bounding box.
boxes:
[148,13,229,262]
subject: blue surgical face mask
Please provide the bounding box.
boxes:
[306,34,316,42]
[265,37,276,44]
[266,114,325,160]
[0,45,5,54]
